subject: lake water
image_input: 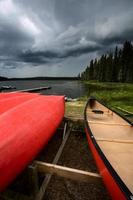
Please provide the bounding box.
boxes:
[0,80,86,98]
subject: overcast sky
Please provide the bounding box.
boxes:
[0,0,133,77]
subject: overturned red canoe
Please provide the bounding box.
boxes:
[0,92,32,100]
[0,93,65,191]
[0,93,39,115]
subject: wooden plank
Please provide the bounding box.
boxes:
[35,123,72,200]
[52,123,71,164]
[96,137,133,144]
[63,122,67,139]
[88,120,131,126]
[35,161,101,183]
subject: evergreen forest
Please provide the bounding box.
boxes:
[80,41,133,82]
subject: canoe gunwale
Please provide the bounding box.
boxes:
[84,96,133,200]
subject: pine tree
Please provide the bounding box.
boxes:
[105,53,113,82]
[121,41,132,82]
[81,41,133,83]
[112,46,119,82]
[89,60,94,80]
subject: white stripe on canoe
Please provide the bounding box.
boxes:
[88,120,131,126]
[96,137,133,144]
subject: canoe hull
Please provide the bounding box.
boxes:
[85,129,126,200]
[0,95,65,191]
[84,97,132,200]
[0,93,39,114]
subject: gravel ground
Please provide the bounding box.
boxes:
[43,129,110,200]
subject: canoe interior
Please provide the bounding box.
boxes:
[86,98,133,195]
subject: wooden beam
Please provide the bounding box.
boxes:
[88,120,131,126]
[35,161,101,183]
[63,122,67,139]
[51,123,71,164]
[96,137,133,144]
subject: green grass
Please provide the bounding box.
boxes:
[65,82,133,119]
[83,82,133,112]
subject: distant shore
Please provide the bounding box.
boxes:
[0,76,80,81]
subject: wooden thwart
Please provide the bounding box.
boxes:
[35,161,101,183]
[88,120,131,126]
[96,137,133,144]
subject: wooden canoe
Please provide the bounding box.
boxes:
[84,96,133,200]
[0,93,65,191]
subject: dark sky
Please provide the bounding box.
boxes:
[0,0,133,77]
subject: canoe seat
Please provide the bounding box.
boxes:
[92,109,104,114]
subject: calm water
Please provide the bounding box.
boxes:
[0,80,86,98]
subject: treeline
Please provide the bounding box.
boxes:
[80,41,133,82]
[0,76,8,81]
[9,77,79,80]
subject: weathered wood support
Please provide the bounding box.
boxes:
[63,122,67,139]
[35,161,101,183]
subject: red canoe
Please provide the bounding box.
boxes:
[0,92,32,100]
[84,97,133,200]
[0,93,65,191]
[0,93,39,115]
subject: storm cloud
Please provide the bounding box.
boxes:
[0,0,133,77]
